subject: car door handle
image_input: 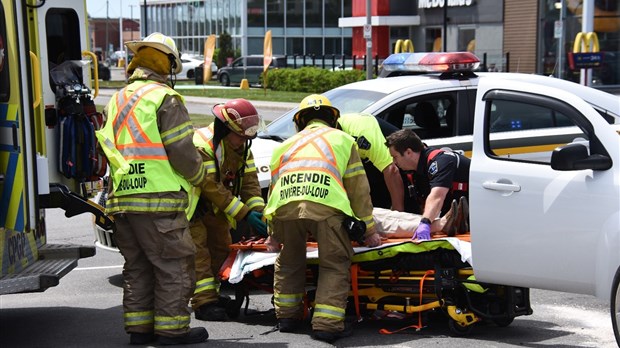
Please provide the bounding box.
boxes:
[482,180,521,192]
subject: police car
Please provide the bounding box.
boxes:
[252,52,620,193]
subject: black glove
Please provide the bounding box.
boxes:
[343,216,366,245]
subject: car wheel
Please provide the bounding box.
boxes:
[612,266,620,346]
[492,317,514,327]
[447,318,473,337]
[220,73,230,86]
[187,69,194,79]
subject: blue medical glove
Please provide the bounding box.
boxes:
[246,210,268,237]
[413,221,431,241]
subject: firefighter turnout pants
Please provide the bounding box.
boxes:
[189,212,232,309]
[113,212,196,337]
[272,215,354,332]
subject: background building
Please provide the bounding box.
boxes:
[136,0,618,88]
[90,17,140,62]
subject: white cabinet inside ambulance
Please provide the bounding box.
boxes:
[0,0,110,295]
[468,78,620,346]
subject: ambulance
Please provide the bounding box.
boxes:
[0,0,111,295]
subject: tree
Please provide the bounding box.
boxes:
[217,31,235,68]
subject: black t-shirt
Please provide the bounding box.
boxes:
[414,147,470,215]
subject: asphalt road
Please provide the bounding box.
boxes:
[0,209,617,347]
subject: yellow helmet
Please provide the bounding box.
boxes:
[125,32,182,74]
[293,94,340,130]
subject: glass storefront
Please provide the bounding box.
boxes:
[140,0,619,89]
[540,0,619,88]
[146,0,351,58]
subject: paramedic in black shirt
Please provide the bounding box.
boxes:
[385,129,470,241]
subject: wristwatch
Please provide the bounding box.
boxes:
[420,217,432,225]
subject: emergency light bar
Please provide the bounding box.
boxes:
[382,52,480,73]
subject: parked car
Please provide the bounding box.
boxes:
[194,61,219,80]
[179,54,204,80]
[93,62,110,81]
[217,55,286,86]
[105,50,129,67]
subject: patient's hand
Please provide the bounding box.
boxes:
[363,233,382,248]
[264,236,281,252]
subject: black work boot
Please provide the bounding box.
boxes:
[278,318,302,333]
[311,324,353,344]
[195,302,229,321]
[129,332,155,345]
[217,294,232,307]
[158,327,209,345]
[441,199,458,236]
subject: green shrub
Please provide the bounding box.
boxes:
[267,67,366,93]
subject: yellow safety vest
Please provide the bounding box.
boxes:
[96,80,198,216]
[193,124,263,225]
[338,113,393,172]
[264,123,356,219]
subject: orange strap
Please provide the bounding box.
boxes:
[350,263,361,321]
[378,269,435,335]
[218,249,238,281]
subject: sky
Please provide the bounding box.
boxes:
[86,0,140,19]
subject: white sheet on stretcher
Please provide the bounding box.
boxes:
[227,238,472,284]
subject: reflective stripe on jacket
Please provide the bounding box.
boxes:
[264,123,357,219]
[97,80,198,215]
[193,124,264,225]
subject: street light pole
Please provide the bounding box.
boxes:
[442,2,447,52]
[106,0,109,60]
[130,4,135,40]
[365,0,372,80]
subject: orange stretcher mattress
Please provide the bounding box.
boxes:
[228,233,470,251]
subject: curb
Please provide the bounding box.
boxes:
[96,87,298,112]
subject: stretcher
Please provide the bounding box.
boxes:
[219,234,533,336]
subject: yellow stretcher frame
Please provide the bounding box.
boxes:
[224,237,532,336]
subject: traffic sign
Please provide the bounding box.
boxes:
[363,24,372,39]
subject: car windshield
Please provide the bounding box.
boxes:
[258,88,387,140]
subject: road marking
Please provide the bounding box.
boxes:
[75,265,123,271]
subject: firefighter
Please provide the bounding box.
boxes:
[336,113,405,211]
[264,94,381,344]
[385,129,470,240]
[96,33,208,345]
[191,98,268,321]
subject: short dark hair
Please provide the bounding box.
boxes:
[385,129,424,155]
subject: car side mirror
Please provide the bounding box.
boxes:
[551,143,612,171]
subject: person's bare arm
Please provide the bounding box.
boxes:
[422,186,450,221]
[383,163,404,211]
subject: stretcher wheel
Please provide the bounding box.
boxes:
[611,266,620,347]
[448,319,473,336]
[492,317,514,327]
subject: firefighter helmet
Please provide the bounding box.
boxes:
[125,32,182,74]
[212,98,263,139]
[293,94,340,130]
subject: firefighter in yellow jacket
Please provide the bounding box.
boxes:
[264,94,381,344]
[337,113,404,211]
[191,98,267,321]
[96,33,208,345]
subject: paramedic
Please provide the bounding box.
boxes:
[264,94,381,344]
[190,99,268,321]
[385,129,470,240]
[337,113,405,211]
[96,33,208,345]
